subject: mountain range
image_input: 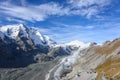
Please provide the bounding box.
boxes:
[0,24,120,80]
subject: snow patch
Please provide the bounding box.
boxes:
[29,28,46,46]
[0,24,28,38]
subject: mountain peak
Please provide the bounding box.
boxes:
[0,24,56,47]
[0,24,29,39]
[19,23,25,27]
[66,40,90,48]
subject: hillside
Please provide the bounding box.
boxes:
[61,38,120,80]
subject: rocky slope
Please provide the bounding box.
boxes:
[62,38,120,80]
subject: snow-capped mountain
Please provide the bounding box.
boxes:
[0,24,56,47]
[0,24,90,50]
[0,24,87,67]
[54,40,90,53]
[0,24,59,67]
[65,40,90,49]
[0,24,28,39]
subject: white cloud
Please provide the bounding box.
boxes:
[40,22,96,42]
[42,21,120,43]
[67,0,111,18]
[51,22,95,30]
[6,17,25,23]
[0,0,112,22]
[0,2,70,22]
[68,0,111,8]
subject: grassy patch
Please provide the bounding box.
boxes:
[96,57,120,80]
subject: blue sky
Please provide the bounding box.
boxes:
[0,0,120,43]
